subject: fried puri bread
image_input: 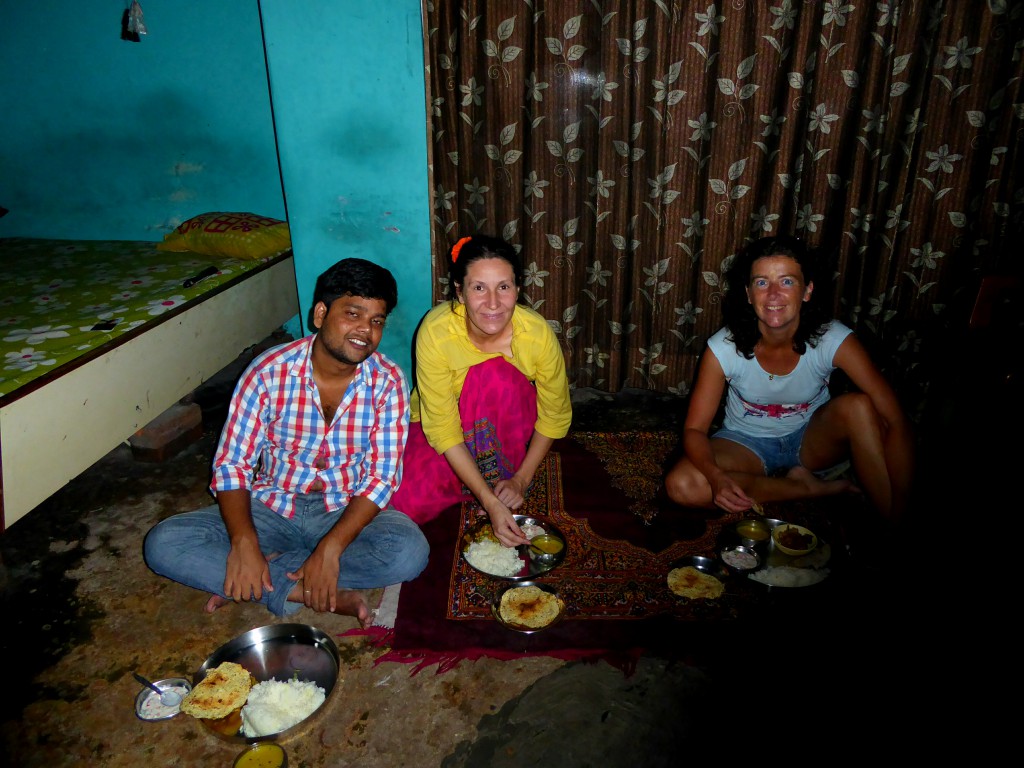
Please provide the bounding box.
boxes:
[498,585,563,629]
[180,661,255,720]
[667,565,725,599]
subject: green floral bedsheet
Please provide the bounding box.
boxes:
[1,238,287,399]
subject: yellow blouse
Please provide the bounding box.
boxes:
[410,301,572,454]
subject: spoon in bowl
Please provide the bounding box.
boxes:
[133,672,183,707]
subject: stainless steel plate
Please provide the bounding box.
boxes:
[192,623,340,743]
[667,555,729,581]
[490,580,567,634]
[462,515,567,581]
[666,555,730,601]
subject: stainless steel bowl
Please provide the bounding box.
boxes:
[734,517,771,546]
[192,623,340,744]
[720,544,761,571]
[135,677,191,722]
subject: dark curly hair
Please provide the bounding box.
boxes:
[445,234,525,308]
[721,235,831,358]
[307,257,398,329]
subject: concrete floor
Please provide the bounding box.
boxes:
[1,345,951,766]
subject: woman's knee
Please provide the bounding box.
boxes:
[664,463,708,506]
[834,392,884,436]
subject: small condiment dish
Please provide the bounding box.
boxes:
[528,533,564,566]
[720,545,760,571]
[734,518,770,544]
[134,677,191,722]
[233,742,287,768]
[772,523,818,556]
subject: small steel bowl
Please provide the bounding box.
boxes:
[135,677,191,722]
[720,545,761,572]
[734,518,771,546]
[527,533,565,567]
[233,742,288,768]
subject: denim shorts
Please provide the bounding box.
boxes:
[711,423,810,476]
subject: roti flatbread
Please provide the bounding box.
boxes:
[498,585,563,629]
[180,661,255,721]
[667,565,725,599]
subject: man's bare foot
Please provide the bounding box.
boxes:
[204,594,230,614]
[786,466,859,497]
[332,590,371,628]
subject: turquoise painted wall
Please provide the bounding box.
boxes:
[0,2,286,240]
[260,0,432,375]
[0,1,432,377]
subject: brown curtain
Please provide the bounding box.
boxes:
[421,1,1024,417]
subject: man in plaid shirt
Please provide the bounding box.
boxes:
[144,258,428,626]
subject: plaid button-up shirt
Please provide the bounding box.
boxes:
[211,335,409,518]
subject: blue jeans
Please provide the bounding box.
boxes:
[143,494,429,616]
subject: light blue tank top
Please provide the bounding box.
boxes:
[708,320,853,438]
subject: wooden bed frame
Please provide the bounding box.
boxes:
[0,254,299,531]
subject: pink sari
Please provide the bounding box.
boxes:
[392,357,537,525]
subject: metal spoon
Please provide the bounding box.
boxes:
[133,672,183,707]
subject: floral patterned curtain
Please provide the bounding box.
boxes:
[421,0,1024,418]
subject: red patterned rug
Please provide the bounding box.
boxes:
[360,431,859,672]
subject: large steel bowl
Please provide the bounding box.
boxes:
[192,623,340,744]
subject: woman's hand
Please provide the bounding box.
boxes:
[708,473,756,514]
[484,498,530,547]
[493,475,527,510]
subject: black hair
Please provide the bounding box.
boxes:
[445,234,525,307]
[722,235,831,357]
[308,257,398,329]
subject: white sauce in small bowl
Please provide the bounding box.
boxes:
[136,682,190,721]
[721,548,759,571]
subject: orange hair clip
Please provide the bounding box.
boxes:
[451,236,472,263]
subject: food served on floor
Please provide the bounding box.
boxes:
[749,565,829,587]
[528,533,563,555]
[180,661,254,719]
[240,678,326,738]
[136,680,191,721]
[233,742,287,768]
[736,519,770,541]
[464,537,525,577]
[520,523,546,539]
[721,547,759,570]
[776,525,814,550]
[498,585,563,628]
[180,661,255,735]
[667,565,725,599]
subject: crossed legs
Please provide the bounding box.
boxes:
[664,393,898,513]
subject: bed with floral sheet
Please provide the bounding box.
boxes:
[0,236,298,530]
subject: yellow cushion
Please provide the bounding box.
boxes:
[157,212,291,260]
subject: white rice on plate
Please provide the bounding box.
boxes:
[464,538,524,577]
[748,565,829,588]
[240,678,326,737]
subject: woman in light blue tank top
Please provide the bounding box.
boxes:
[664,235,914,526]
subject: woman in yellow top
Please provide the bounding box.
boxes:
[391,235,571,547]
